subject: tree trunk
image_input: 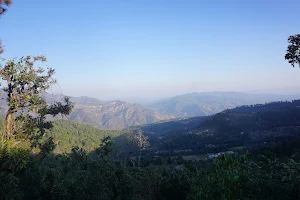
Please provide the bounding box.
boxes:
[130,158,136,168]
[5,111,14,139]
[138,151,141,168]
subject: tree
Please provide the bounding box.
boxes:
[131,130,150,168]
[97,136,114,158]
[0,0,12,54]
[285,34,300,67]
[0,55,73,147]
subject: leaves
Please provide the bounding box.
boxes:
[0,56,73,148]
[285,34,300,67]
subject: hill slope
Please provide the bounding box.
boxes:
[131,100,300,157]
[147,91,300,117]
[0,92,174,130]
[48,120,121,153]
[0,118,121,154]
[67,100,175,129]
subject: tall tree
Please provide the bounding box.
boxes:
[0,0,12,54]
[285,34,300,67]
[0,55,73,146]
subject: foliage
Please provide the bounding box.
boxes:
[96,136,114,157]
[133,100,300,157]
[48,120,121,154]
[0,147,29,200]
[0,143,299,200]
[189,155,256,200]
[0,118,121,154]
[0,103,299,199]
[0,56,73,148]
[285,34,300,67]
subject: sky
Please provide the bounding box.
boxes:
[1,0,300,102]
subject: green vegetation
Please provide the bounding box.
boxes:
[0,118,121,154]
[0,142,299,200]
[0,56,73,151]
[285,34,300,67]
[1,99,299,199]
[48,120,121,153]
[131,100,300,158]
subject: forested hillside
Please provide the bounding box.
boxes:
[47,120,121,153]
[227,99,300,113]
[128,100,300,159]
[0,118,121,154]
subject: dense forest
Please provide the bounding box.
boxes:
[0,118,121,154]
[0,135,300,200]
[47,120,121,153]
[125,100,300,160]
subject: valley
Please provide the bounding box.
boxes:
[115,100,300,160]
[12,97,298,162]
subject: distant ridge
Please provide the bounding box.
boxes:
[41,93,106,105]
[146,91,300,117]
[0,91,174,130]
[1,90,299,130]
[69,100,175,129]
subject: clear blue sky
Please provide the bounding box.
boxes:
[1,0,300,102]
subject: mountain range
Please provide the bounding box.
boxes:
[146,92,300,117]
[48,91,300,129]
[1,91,300,130]
[65,100,175,129]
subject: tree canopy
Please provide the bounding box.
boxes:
[285,34,300,67]
[0,56,73,148]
